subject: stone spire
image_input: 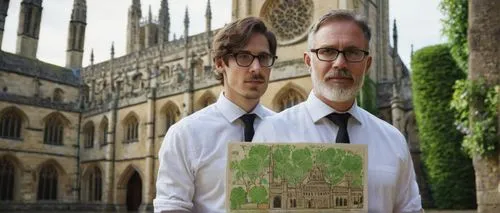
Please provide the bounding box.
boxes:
[16,0,43,58]
[392,19,398,56]
[0,0,11,50]
[66,0,87,69]
[111,42,115,58]
[183,6,189,43]
[148,4,152,23]
[127,0,142,54]
[205,0,212,33]
[158,0,170,45]
[90,48,94,65]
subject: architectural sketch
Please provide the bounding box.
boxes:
[227,143,368,212]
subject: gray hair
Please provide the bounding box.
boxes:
[307,10,371,49]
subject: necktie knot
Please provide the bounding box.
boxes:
[326,112,351,143]
[327,112,350,128]
[240,114,256,142]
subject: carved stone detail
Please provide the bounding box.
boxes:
[261,0,313,46]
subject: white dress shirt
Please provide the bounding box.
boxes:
[154,93,275,213]
[253,92,422,213]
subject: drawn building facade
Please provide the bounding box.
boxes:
[0,0,428,211]
[269,166,363,210]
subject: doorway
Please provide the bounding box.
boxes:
[126,171,142,211]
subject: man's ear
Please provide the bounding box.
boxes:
[364,55,372,75]
[215,57,225,72]
[304,52,312,68]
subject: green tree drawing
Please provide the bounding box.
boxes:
[230,144,271,206]
[272,145,313,186]
[315,148,363,187]
[248,186,268,206]
[230,187,247,209]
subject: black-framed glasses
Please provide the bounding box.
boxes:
[310,48,369,62]
[228,52,278,67]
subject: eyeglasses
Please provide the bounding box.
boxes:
[310,48,369,62]
[228,52,278,67]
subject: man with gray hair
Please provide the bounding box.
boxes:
[253,10,423,212]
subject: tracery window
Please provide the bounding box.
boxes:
[0,157,14,201]
[83,122,95,148]
[87,167,102,202]
[262,0,313,45]
[125,117,139,143]
[0,109,22,139]
[44,116,64,145]
[278,89,305,111]
[37,165,58,200]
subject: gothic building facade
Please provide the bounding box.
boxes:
[0,0,428,212]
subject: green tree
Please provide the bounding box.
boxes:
[248,186,268,205]
[230,187,247,209]
[440,0,468,71]
[411,44,475,209]
[357,77,378,114]
[465,0,500,211]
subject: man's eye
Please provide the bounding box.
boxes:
[320,49,337,55]
[237,54,252,61]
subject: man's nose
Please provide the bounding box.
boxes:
[249,58,262,73]
[332,53,348,69]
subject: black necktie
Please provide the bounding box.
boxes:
[327,113,351,143]
[240,114,256,142]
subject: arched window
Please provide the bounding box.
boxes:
[163,104,180,133]
[0,109,22,139]
[37,165,58,200]
[0,157,15,201]
[44,116,64,145]
[278,89,305,112]
[201,96,216,108]
[99,118,108,146]
[87,167,102,202]
[132,74,142,90]
[83,122,95,148]
[125,116,139,143]
[53,88,64,102]
[196,92,216,111]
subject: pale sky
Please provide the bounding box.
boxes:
[1,0,446,69]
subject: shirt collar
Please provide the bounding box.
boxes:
[305,91,364,125]
[215,92,268,123]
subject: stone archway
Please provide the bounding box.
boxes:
[126,171,142,211]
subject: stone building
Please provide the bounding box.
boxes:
[0,0,428,212]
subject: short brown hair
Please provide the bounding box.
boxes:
[212,17,277,81]
[308,10,371,49]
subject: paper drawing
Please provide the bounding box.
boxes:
[226,143,368,213]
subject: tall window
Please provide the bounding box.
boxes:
[87,167,102,202]
[83,122,95,148]
[53,88,64,102]
[99,118,108,146]
[0,157,15,201]
[278,89,305,112]
[132,74,142,90]
[125,117,139,143]
[37,165,58,200]
[0,109,22,139]
[164,105,179,133]
[44,116,64,145]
